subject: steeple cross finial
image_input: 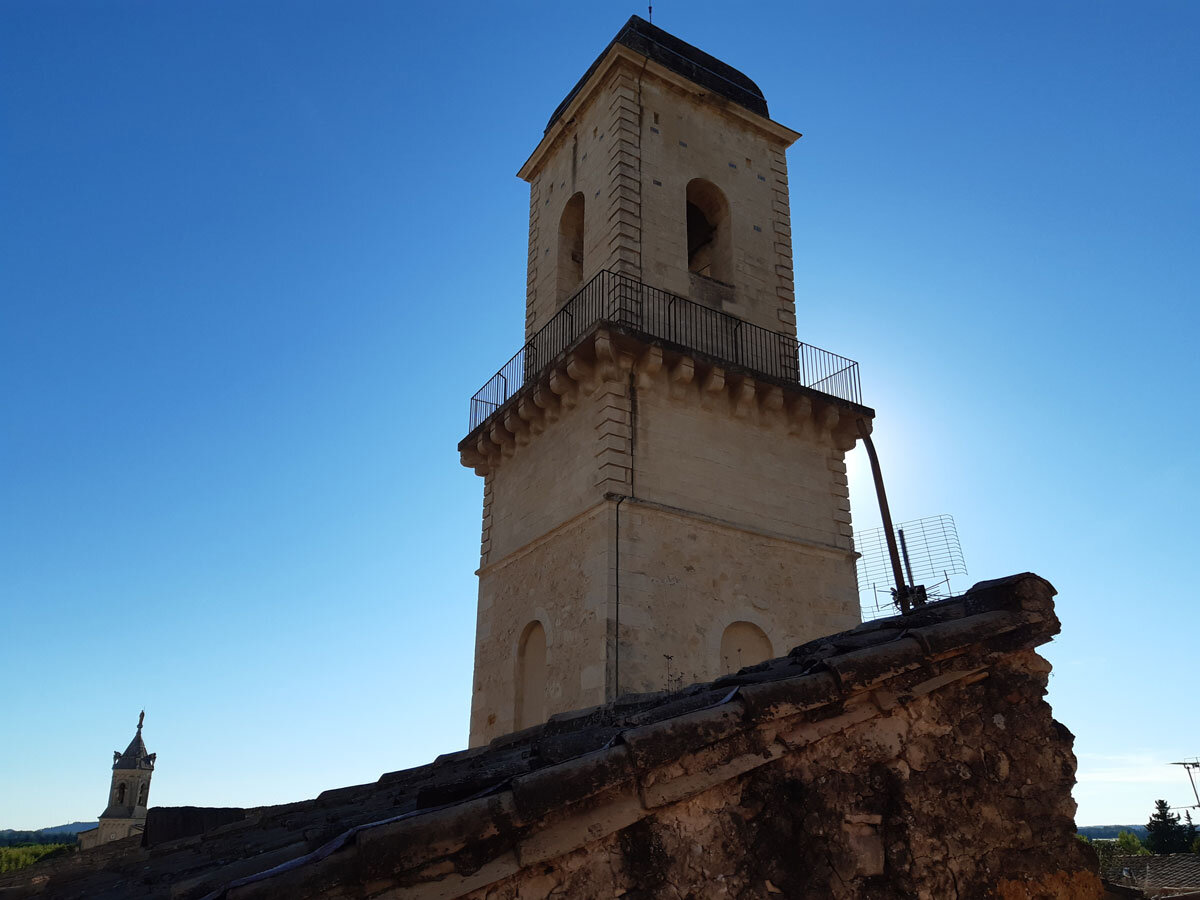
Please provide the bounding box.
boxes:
[138,710,145,731]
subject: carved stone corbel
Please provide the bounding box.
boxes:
[566,352,595,393]
[517,397,543,436]
[787,394,813,436]
[818,403,840,433]
[533,384,561,423]
[732,377,756,418]
[490,420,515,458]
[550,368,579,410]
[760,385,785,427]
[702,366,725,394]
[504,410,530,447]
[669,356,695,400]
[700,366,726,411]
[637,344,664,389]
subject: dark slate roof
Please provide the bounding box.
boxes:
[0,573,1059,900]
[114,727,154,771]
[545,16,769,134]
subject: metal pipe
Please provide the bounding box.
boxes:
[856,417,910,613]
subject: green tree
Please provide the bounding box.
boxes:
[1146,799,1190,854]
[0,844,71,874]
[1185,811,1198,852]
[1116,830,1150,856]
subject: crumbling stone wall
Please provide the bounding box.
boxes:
[464,649,1099,899]
[3,576,1101,900]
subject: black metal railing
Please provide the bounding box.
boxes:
[467,271,862,432]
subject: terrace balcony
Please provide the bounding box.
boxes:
[461,270,865,443]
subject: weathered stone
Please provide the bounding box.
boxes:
[0,576,1103,899]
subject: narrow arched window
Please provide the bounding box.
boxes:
[720,621,773,674]
[115,782,127,804]
[515,620,547,729]
[137,782,149,806]
[685,178,732,284]
[557,192,585,304]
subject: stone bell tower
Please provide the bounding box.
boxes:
[460,17,874,745]
[79,711,156,848]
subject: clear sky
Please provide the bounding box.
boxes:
[2,1,1197,831]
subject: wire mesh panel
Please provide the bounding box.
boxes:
[468,270,863,433]
[855,514,968,621]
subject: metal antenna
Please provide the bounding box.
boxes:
[898,528,916,588]
[1172,759,1200,810]
[648,3,653,23]
[855,515,968,622]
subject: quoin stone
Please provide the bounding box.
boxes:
[460,16,876,746]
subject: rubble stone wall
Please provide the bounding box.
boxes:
[463,649,1100,900]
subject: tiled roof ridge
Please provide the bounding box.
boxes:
[194,572,1058,900]
[1106,852,1200,889]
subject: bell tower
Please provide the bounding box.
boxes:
[85,711,156,846]
[460,17,874,745]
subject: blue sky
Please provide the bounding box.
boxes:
[1,1,1196,830]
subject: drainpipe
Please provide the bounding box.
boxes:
[856,418,913,614]
[614,494,626,699]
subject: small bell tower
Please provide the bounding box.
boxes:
[86,711,156,846]
[460,17,874,745]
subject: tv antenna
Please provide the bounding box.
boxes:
[855,514,967,621]
[1171,759,1200,811]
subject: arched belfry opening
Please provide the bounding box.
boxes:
[686,178,732,284]
[515,620,548,729]
[720,621,773,673]
[557,192,585,304]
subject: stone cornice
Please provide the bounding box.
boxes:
[459,326,874,477]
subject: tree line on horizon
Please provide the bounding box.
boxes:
[1079,800,1200,868]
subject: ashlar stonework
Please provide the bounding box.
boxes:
[462,15,872,746]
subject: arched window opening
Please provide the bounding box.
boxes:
[685,178,732,284]
[515,620,547,730]
[557,192,586,304]
[115,782,127,804]
[137,782,149,806]
[720,621,773,674]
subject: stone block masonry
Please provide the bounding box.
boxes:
[462,326,871,746]
[474,16,868,746]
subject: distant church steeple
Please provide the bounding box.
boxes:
[78,712,157,849]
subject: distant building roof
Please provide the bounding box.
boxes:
[1108,853,1200,893]
[545,16,769,133]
